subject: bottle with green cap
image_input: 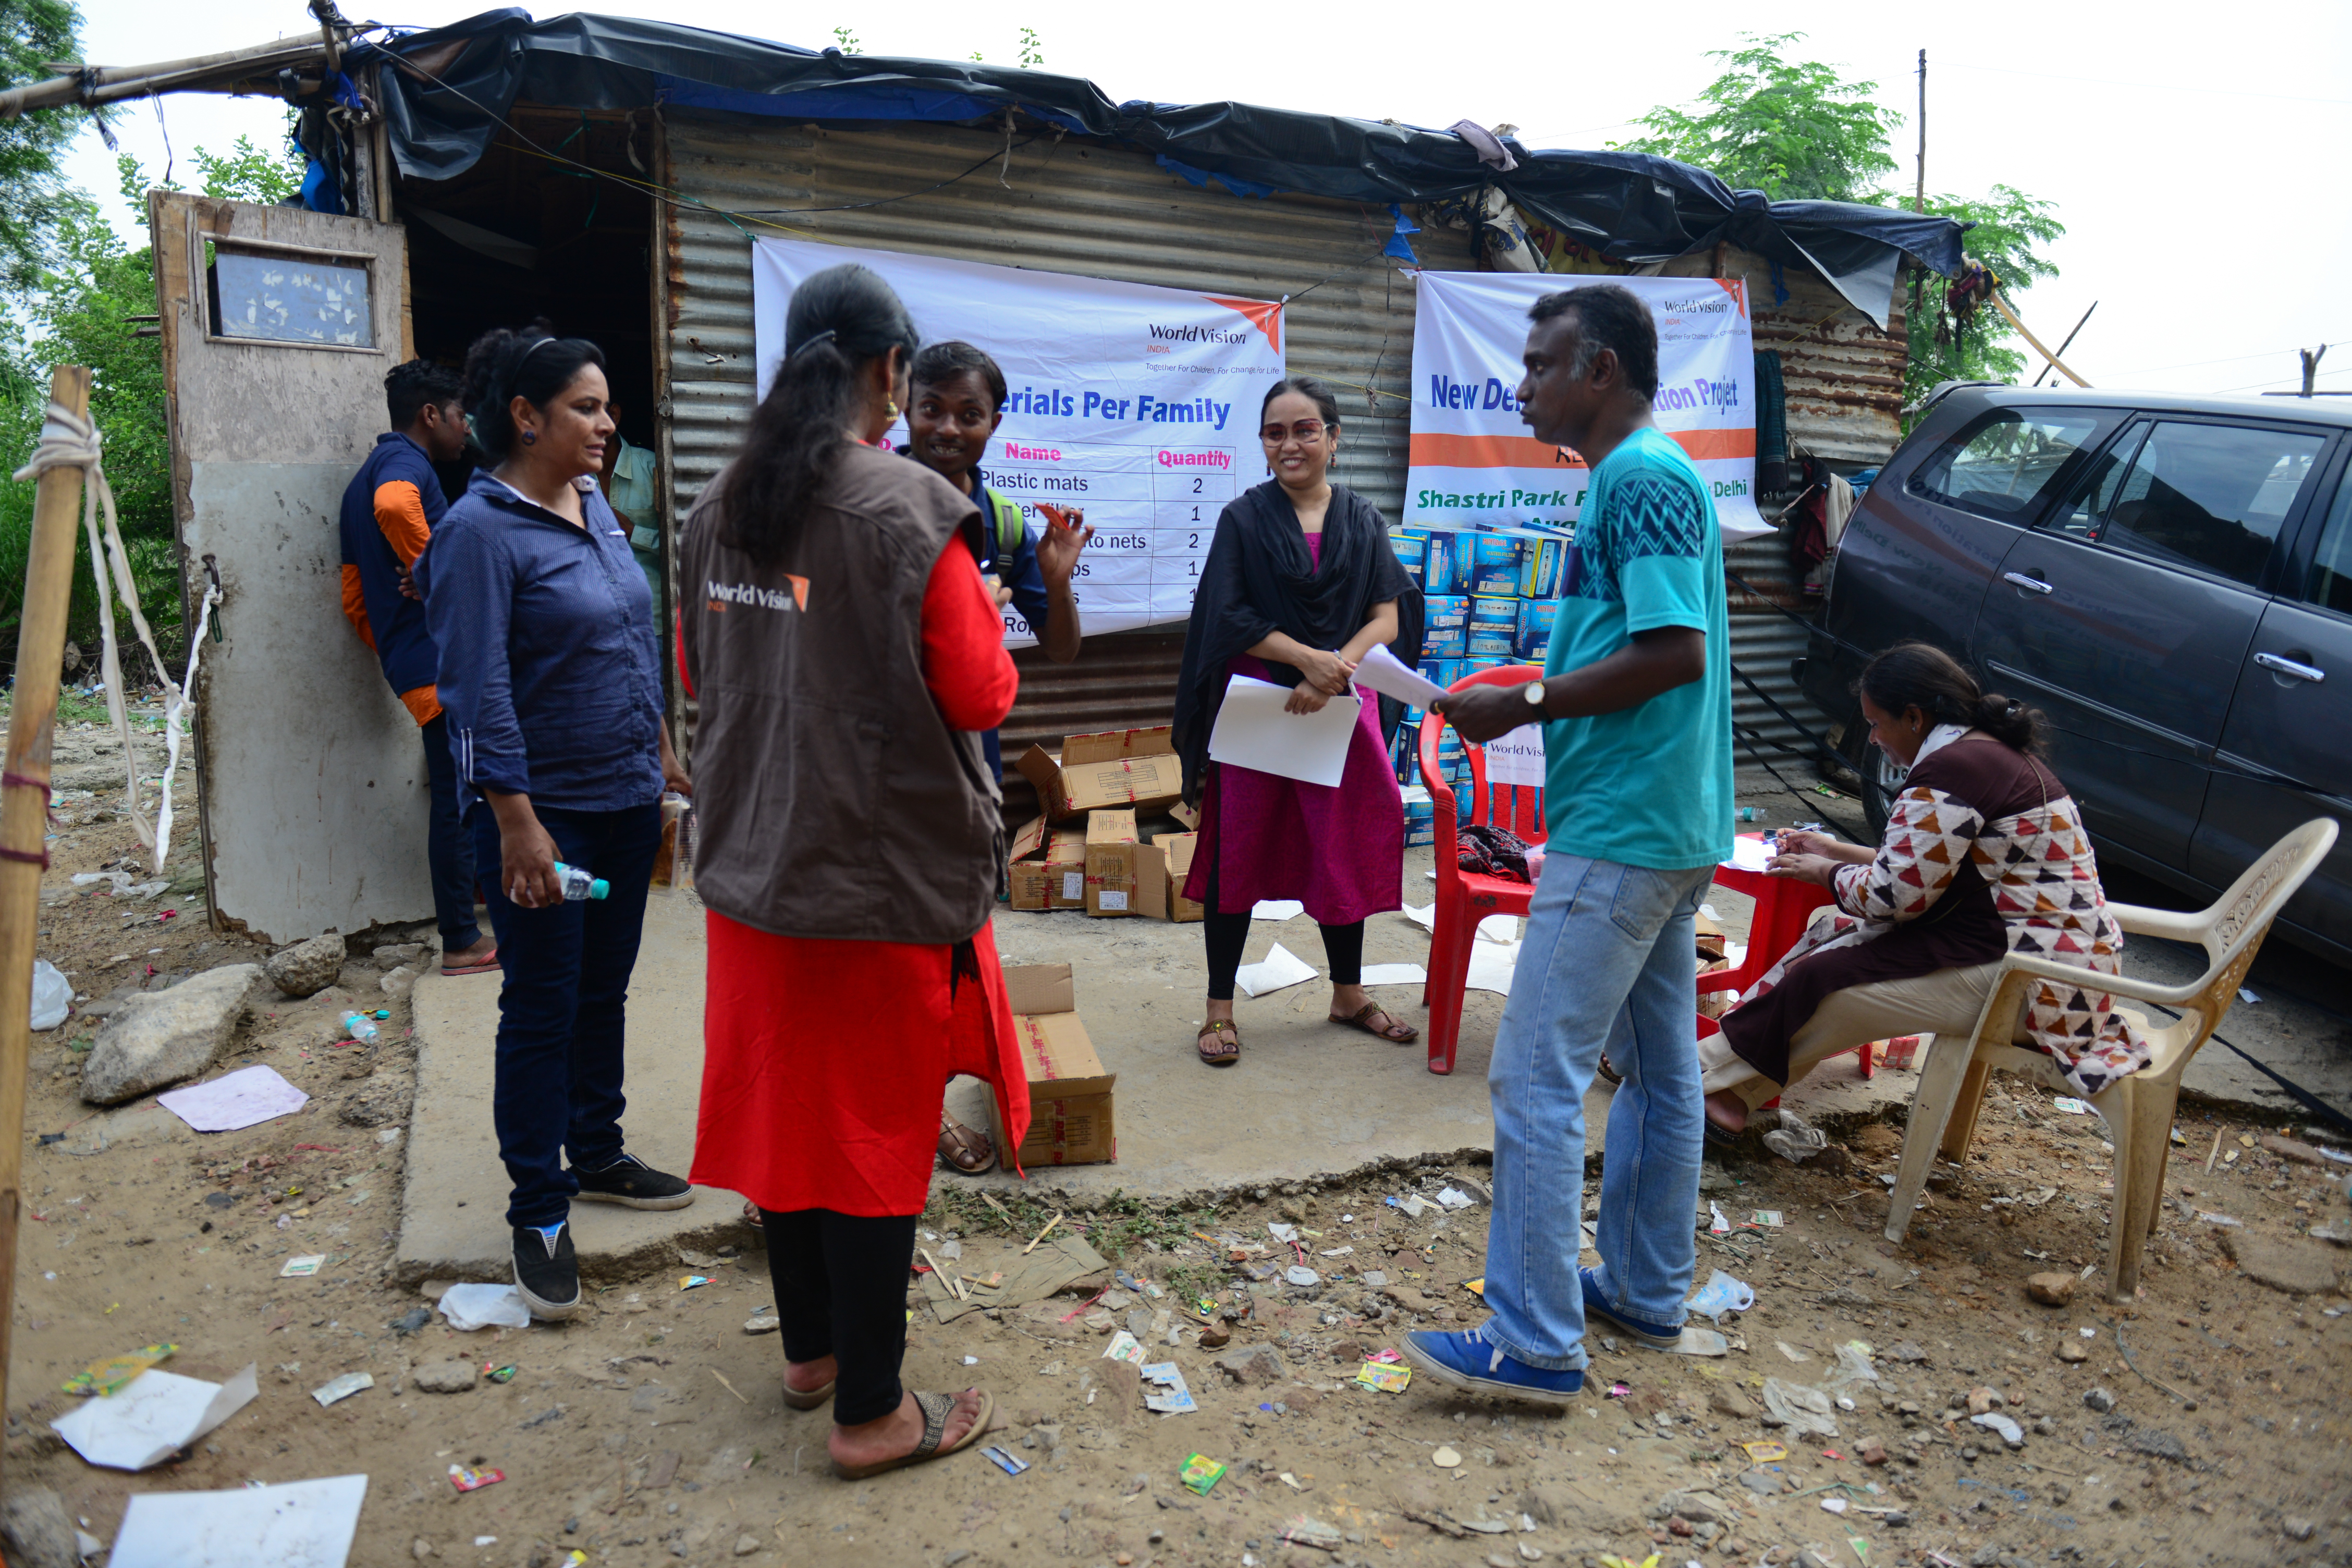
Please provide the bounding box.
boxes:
[551,862,610,901]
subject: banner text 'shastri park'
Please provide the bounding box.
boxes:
[1404,273,1771,544]
[752,238,1285,646]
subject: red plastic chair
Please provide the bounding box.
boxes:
[1416,665,1548,1075]
[1698,841,1869,1086]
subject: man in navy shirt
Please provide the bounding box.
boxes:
[339,361,500,976]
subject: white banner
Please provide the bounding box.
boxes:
[1404,273,1770,543]
[752,238,1286,645]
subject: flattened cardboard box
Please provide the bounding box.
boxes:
[1135,831,1205,922]
[1005,816,1053,910]
[1083,809,1140,917]
[994,963,1116,1167]
[1015,725,1183,821]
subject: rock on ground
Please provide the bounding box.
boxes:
[80,963,262,1105]
[2025,1271,2076,1306]
[0,1488,79,1568]
[264,934,346,998]
[2223,1230,2346,1294]
[412,1361,479,1394]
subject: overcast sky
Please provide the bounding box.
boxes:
[56,0,2352,397]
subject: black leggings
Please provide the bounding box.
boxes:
[760,1208,919,1426]
[1201,832,1364,1002]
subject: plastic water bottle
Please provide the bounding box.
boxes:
[341,1012,380,1045]
[552,862,610,901]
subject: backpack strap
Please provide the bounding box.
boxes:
[979,485,1025,558]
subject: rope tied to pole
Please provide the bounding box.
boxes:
[10,400,221,876]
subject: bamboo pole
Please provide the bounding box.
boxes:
[1989,293,2091,388]
[0,366,94,1478]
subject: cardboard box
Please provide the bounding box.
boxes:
[1422,596,1470,658]
[1006,816,1055,910]
[1016,725,1183,822]
[1467,596,1520,658]
[1083,809,1141,917]
[1516,597,1561,659]
[1136,831,1205,922]
[1468,534,1526,596]
[1519,533,1570,599]
[1044,828,1088,910]
[1389,529,1428,587]
[996,964,1116,1167]
[1423,529,1470,595]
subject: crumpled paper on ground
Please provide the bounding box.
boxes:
[1760,1376,1839,1437]
[1761,1108,1830,1165]
[436,1283,532,1331]
[921,1234,1111,1324]
[52,1364,258,1471]
[1822,1340,1879,1390]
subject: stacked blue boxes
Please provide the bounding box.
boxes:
[1394,522,1571,675]
[1516,598,1561,659]
[1422,595,1471,658]
[1466,598,1520,659]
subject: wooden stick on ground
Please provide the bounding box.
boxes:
[1022,1212,1065,1255]
[0,366,95,1487]
[2206,1129,2225,1174]
[918,1246,965,1301]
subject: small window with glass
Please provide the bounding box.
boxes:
[205,242,375,349]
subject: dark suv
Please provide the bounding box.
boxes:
[1794,384,2352,964]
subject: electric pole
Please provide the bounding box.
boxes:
[2302,345,2328,397]
[1915,50,1927,214]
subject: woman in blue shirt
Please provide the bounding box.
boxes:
[420,323,696,1322]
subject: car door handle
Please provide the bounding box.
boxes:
[2254,651,2325,683]
[2002,571,2054,595]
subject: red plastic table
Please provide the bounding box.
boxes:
[1695,839,1870,1084]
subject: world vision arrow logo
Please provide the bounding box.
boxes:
[1206,296,1283,354]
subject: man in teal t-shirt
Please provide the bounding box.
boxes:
[1406,284,1732,1410]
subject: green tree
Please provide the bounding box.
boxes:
[0,0,95,297]
[1619,33,2065,411]
[1018,27,1044,68]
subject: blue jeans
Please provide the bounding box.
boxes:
[1483,853,1714,1369]
[422,715,482,951]
[471,801,663,1229]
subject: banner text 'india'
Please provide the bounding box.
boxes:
[753,238,1287,645]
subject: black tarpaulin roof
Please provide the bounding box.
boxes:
[353,9,1967,327]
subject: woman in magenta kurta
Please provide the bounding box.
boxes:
[1171,377,1425,1065]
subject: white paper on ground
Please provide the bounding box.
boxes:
[1723,836,1773,873]
[1358,963,1427,987]
[156,1065,309,1133]
[1207,676,1361,788]
[1482,724,1546,788]
[437,1283,532,1331]
[1400,903,1435,930]
[1477,914,1518,944]
[52,1364,259,1472]
[1353,643,1448,707]
[1234,942,1319,998]
[1464,940,1521,996]
[109,1473,368,1568]
[1251,900,1304,922]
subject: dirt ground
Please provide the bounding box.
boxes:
[6,702,2352,1568]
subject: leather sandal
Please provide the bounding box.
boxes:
[1196,1019,1241,1067]
[832,1388,994,1479]
[937,1114,998,1176]
[1329,1002,1419,1044]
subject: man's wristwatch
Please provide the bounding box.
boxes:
[1522,681,1547,712]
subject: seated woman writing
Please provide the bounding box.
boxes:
[1700,642,2150,1138]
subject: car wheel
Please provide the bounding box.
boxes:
[1861,745,1908,839]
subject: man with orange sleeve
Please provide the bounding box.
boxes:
[339,360,500,976]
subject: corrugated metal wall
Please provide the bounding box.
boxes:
[657,113,1891,782]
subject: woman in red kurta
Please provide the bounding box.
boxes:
[676,263,1026,1481]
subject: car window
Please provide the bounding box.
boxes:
[2096,422,2325,588]
[2048,426,2145,538]
[1907,408,2104,525]
[2305,471,2352,617]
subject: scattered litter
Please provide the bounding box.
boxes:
[1283,1266,1320,1287]
[2052,1097,2091,1116]
[389,1308,431,1336]
[1358,963,1427,987]
[1142,1363,1197,1414]
[1102,1331,1147,1366]
[1267,1222,1300,1243]
[1462,1277,1485,1297]
[1759,1377,1838,1437]
[1775,1341,1811,1363]
[980,1445,1029,1475]
[1391,1194,1432,1219]
[1234,943,1318,997]
[52,1363,259,1471]
[157,1065,309,1133]
[678,1275,711,1291]
[1822,1341,1879,1391]
[1606,1382,1630,1399]
[280,1255,326,1279]
[1355,1361,1413,1393]
[1667,1326,1730,1357]
[437,1284,532,1332]
[1709,1203,1732,1235]
[1436,1187,1476,1210]
[1970,1411,2024,1446]
[1318,1245,1355,1257]
[1476,913,1518,943]
[28,958,69,1030]
[64,1344,176,1398]
[2237,987,2259,1005]
[109,1473,368,1568]
[1741,1440,1787,1463]
[1749,1209,1784,1227]
[484,1365,517,1385]
[2198,1212,2245,1228]
[310,1372,373,1408]
[1687,1269,1754,1322]
[1761,1109,1829,1164]
[1251,900,1304,922]
[1820,1497,1848,1514]
[1281,1515,1345,1550]
[1432,1446,1463,1468]
[448,1464,504,1493]
[1179,1453,1227,1494]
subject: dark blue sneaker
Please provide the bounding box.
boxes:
[1401,1326,1585,1408]
[1580,1265,1682,1350]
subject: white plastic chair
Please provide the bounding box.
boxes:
[1884,818,2339,1301]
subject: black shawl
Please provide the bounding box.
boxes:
[1171,481,1424,802]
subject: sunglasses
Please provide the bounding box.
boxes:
[1259,420,1329,446]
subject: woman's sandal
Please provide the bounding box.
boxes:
[1329,1002,1419,1044]
[832,1388,995,1479]
[937,1114,998,1176]
[782,1373,836,1412]
[1196,1019,1241,1067]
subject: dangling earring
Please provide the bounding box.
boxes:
[885,398,900,420]
[521,428,537,446]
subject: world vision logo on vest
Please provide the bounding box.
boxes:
[706,577,809,612]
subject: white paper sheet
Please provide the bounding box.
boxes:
[1724,835,1773,872]
[52,1364,258,1472]
[1251,900,1304,922]
[1207,676,1361,788]
[437,1283,532,1331]
[1477,914,1519,944]
[1234,942,1319,997]
[1482,724,1546,787]
[156,1065,309,1133]
[1400,902,1435,930]
[109,1473,369,1568]
[1464,939,1521,997]
[1353,644,1448,707]
[1358,963,1427,987]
